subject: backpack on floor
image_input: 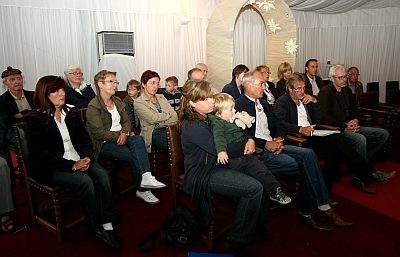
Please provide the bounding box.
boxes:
[139,205,197,252]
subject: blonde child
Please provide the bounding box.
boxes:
[208,93,291,205]
[123,79,141,130]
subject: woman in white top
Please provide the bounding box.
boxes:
[25,75,121,248]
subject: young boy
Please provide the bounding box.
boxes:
[123,79,141,131]
[208,93,291,205]
[163,76,182,111]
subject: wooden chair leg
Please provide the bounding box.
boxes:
[53,197,64,243]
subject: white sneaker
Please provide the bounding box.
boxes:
[136,190,159,204]
[141,172,166,189]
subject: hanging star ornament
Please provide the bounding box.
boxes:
[285,38,298,55]
[243,0,257,7]
[267,18,281,33]
[256,0,276,12]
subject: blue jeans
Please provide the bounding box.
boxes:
[209,167,263,244]
[52,162,116,231]
[261,145,330,215]
[344,126,389,161]
[99,136,151,187]
[0,157,13,215]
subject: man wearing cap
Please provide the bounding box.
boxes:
[0,66,34,157]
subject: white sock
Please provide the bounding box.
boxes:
[102,222,113,231]
[318,204,331,211]
[142,171,152,180]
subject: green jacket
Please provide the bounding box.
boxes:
[86,95,131,159]
[208,114,244,154]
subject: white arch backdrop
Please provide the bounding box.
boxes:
[207,0,296,90]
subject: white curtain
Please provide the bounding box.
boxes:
[233,6,267,71]
[292,7,400,102]
[0,0,220,94]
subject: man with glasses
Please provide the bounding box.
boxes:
[235,70,352,231]
[274,72,393,194]
[347,66,363,108]
[318,65,393,173]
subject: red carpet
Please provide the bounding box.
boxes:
[332,161,400,221]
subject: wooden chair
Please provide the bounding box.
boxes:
[14,123,85,243]
[165,123,233,252]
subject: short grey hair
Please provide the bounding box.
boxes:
[242,70,257,90]
[64,64,81,77]
[328,65,346,79]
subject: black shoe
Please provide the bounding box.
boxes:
[111,212,122,231]
[95,228,122,249]
[225,240,256,257]
[351,177,377,194]
[297,213,334,231]
[256,224,272,241]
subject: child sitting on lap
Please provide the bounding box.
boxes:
[208,93,291,205]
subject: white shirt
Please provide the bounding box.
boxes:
[307,75,320,96]
[245,96,272,141]
[297,101,311,127]
[55,110,80,162]
[108,104,122,132]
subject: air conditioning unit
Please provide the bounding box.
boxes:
[97,31,135,60]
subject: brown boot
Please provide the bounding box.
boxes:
[325,209,353,227]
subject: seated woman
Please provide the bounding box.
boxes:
[134,70,178,152]
[274,62,293,99]
[179,79,266,257]
[86,70,165,205]
[222,64,249,99]
[64,64,96,108]
[0,155,14,232]
[25,76,121,248]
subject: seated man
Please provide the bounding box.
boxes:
[0,66,33,156]
[235,70,352,231]
[303,59,325,98]
[274,73,395,194]
[347,66,363,108]
[318,65,389,162]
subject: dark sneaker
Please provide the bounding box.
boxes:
[95,228,122,249]
[270,187,292,205]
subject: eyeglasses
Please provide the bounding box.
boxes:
[334,75,348,80]
[101,80,120,85]
[293,87,305,91]
[69,72,83,76]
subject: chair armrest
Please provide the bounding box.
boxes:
[286,134,307,145]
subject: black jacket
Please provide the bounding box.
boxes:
[25,107,94,185]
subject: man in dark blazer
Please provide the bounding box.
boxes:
[0,66,34,158]
[303,59,325,103]
[235,70,352,231]
[274,73,393,194]
[318,65,392,164]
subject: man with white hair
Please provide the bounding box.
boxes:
[0,66,33,157]
[196,63,208,79]
[318,65,392,167]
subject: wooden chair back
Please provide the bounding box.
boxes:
[14,123,85,243]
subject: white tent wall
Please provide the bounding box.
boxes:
[0,0,399,102]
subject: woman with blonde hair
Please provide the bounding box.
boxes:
[274,62,293,99]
